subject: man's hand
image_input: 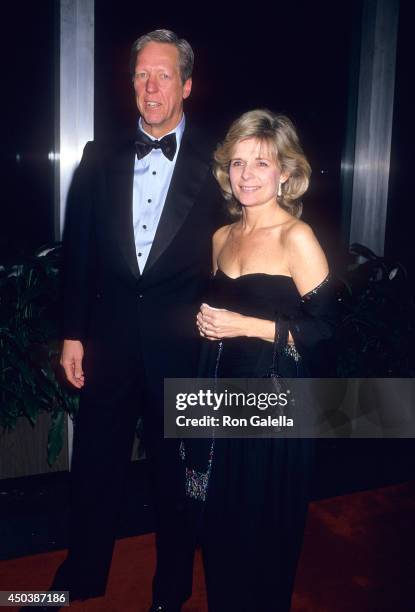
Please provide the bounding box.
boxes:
[60,340,85,388]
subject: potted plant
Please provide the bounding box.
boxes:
[0,243,78,466]
[336,243,415,377]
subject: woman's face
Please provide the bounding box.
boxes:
[229,138,286,209]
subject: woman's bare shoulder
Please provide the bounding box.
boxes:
[283,219,328,288]
[212,223,233,247]
[283,218,317,248]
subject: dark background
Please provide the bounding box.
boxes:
[93,0,358,267]
[2,1,56,258]
[2,1,412,274]
[386,0,413,275]
[2,0,412,275]
[1,0,355,265]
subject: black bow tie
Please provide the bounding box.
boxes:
[134,131,177,161]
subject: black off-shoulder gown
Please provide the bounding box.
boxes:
[199,270,335,612]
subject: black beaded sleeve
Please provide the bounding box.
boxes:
[281,275,338,376]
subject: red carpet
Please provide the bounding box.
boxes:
[1,481,415,611]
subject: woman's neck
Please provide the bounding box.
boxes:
[240,200,286,231]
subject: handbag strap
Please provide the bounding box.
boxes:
[271,316,289,372]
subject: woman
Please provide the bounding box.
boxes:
[194,109,336,611]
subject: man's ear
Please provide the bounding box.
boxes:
[183,78,192,100]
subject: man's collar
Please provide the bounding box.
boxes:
[138,114,186,149]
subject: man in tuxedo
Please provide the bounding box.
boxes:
[50,29,223,612]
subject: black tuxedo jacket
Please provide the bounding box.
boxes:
[62,124,224,396]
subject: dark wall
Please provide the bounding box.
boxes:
[2,1,358,262]
[386,0,414,279]
[94,0,356,264]
[1,2,56,260]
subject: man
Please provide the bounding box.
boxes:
[49,29,223,612]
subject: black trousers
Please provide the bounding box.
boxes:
[52,348,197,605]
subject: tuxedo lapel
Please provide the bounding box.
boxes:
[143,127,210,273]
[107,142,140,279]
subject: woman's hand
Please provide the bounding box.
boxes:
[196,303,249,340]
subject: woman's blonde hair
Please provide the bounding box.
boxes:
[213,109,311,218]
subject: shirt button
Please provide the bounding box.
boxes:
[147,198,152,203]
[152,171,156,175]
[142,225,147,230]
[138,252,142,257]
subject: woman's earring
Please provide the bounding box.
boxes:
[277,181,282,197]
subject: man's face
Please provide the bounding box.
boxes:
[133,41,192,138]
